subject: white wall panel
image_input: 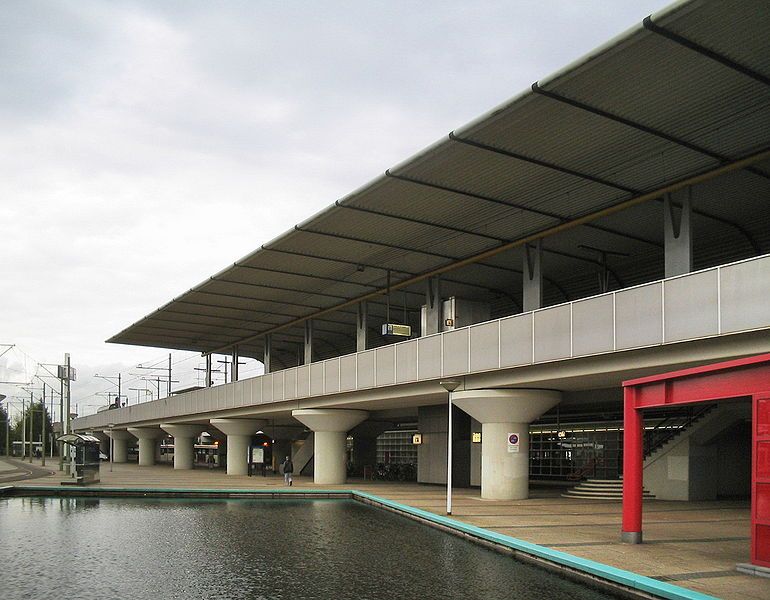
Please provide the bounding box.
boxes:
[376,345,396,386]
[469,321,499,372]
[572,295,614,356]
[273,371,285,401]
[615,282,663,349]
[534,305,571,362]
[396,340,418,383]
[664,270,718,342]
[340,355,357,391]
[251,377,262,405]
[720,258,770,333]
[262,374,273,403]
[284,368,297,400]
[442,328,469,376]
[357,351,375,388]
[296,366,310,398]
[324,358,340,394]
[417,335,442,380]
[499,313,532,367]
[310,363,324,396]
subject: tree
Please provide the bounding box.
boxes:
[11,400,54,455]
[0,404,8,455]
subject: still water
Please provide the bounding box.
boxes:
[1,497,619,600]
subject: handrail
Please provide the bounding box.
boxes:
[643,404,714,458]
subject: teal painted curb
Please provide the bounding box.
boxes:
[6,485,719,600]
[352,491,718,600]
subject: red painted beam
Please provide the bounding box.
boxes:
[623,353,770,388]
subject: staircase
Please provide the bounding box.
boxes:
[562,478,655,500]
[563,403,747,501]
[292,433,314,475]
[643,404,715,460]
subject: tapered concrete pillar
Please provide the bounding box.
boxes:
[210,418,266,475]
[128,427,164,466]
[292,409,368,484]
[160,424,203,470]
[106,430,133,463]
[453,390,561,500]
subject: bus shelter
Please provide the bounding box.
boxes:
[621,353,770,571]
[57,433,102,485]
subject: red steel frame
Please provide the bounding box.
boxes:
[621,352,770,568]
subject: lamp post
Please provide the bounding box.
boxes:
[440,379,462,515]
[108,423,115,473]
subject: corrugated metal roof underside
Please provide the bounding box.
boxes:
[109,0,770,367]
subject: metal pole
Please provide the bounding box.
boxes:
[5,411,9,457]
[168,353,172,395]
[118,373,122,405]
[49,389,54,458]
[41,384,46,466]
[21,397,25,459]
[64,353,71,475]
[446,390,452,515]
[28,391,33,463]
[440,380,461,516]
[59,377,64,471]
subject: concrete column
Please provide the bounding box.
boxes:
[292,409,368,484]
[91,431,109,456]
[106,430,133,463]
[304,320,313,364]
[453,389,560,500]
[356,301,368,352]
[664,188,693,278]
[210,418,266,475]
[523,240,543,312]
[128,427,164,466]
[160,424,203,470]
[264,334,272,374]
[423,276,441,336]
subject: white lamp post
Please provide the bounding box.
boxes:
[440,380,461,515]
[108,423,115,473]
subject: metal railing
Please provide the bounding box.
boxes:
[73,253,770,430]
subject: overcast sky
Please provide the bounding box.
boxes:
[0,0,673,417]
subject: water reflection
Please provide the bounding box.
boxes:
[1,497,619,600]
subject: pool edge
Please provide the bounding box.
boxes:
[4,484,718,600]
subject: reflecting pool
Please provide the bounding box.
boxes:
[1,497,620,599]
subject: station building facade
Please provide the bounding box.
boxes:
[74,0,769,507]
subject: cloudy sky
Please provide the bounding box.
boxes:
[0,0,672,417]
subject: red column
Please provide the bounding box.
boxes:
[752,394,770,567]
[622,387,643,543]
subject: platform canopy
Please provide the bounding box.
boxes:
[57,433,102,445]
[108,0,770,367]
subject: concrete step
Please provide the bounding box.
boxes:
[562,490,655,500]
[562,477,654,500]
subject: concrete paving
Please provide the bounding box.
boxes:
[8,458,767,600]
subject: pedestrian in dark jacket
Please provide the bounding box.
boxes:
[282,456,293,486]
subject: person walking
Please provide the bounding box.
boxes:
[281,455,293,486]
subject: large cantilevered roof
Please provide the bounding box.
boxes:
[109,0,770,366]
